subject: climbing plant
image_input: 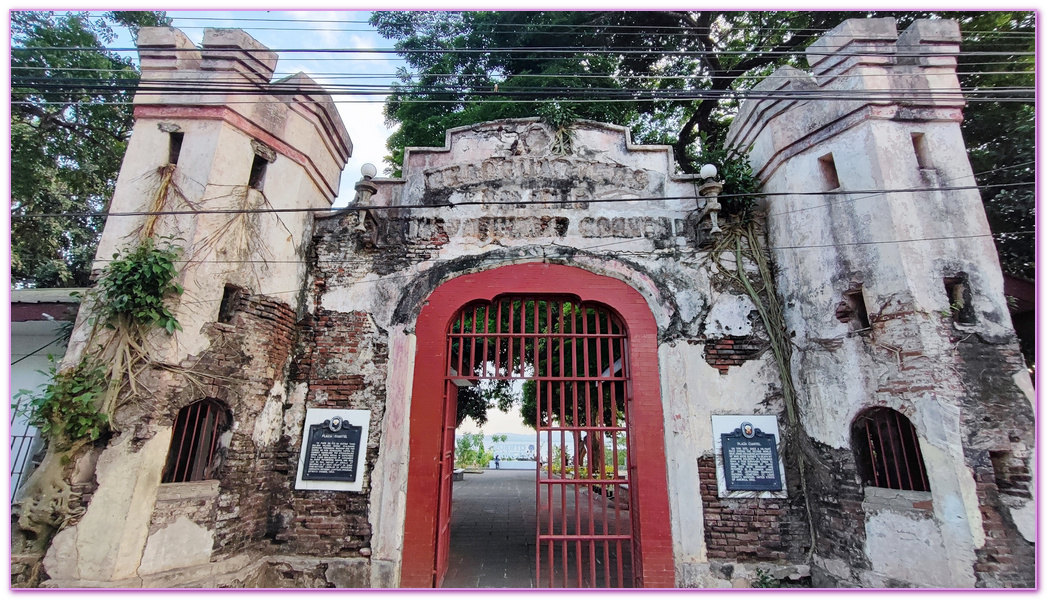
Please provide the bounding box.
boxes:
[700,140,826,559]
[15,360,108,450]
[539,102,577,155]
[94,236,183,333]
[14,235,184,550]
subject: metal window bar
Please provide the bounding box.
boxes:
[859,410,930,493]
[162,400,228,484]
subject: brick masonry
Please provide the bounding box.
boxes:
[275,309,389,557]
[142,294,299,559]
[703,337,766,374]
[953,332,1034,588]
[698,456,788,561]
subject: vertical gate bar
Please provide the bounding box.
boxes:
[451,309,458,378]
[603,538,611,588]
[560,305,570,547]
[549,380,558,586]
[537,469,543,591]
[909,418,930,491]
[468,305,477,380]
[535,377,541,588]
[611,536,619,586]
[204,404,223,476]
[173,402,198,482]
[508,299,515,377]
[545,300,552,384]
[620,333,636,587]
[168,405,189,482]
[532,297,539,374]
[495,300,503,377]
[874,416,894,488]
[561,538,568,588]
[548,539,555,588]
[455,310,464,381]
[481,304,490,378]
[588,309,603,586]
[576,304,588,587]
[187,401,207,481]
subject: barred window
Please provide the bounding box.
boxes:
[852,408,930,492]
[162,399,231,483]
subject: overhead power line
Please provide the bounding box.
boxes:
[12,182,1034,220]
[79,227,1033,312]
[12,75,1035,97]
[12,45,1036,59]
[9,66,1036,79]
[69,10,1031,38]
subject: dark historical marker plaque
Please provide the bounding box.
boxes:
[302,417,363,482]
[721,424,783,492]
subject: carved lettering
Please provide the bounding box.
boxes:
[423,157,653,203]
[578,217,672,240]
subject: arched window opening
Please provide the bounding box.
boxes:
[162,399,231,483]
[851,408,930,492]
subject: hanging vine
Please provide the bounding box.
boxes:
[13,235,185,550]
[703,146,820,559]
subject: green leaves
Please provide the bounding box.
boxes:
[14,359,108,449]
[93,237,184,333]
[15,236,184,447]
[11,11,169,288]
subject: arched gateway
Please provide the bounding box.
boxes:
[400,263,675,587]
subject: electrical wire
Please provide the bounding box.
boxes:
[12,79,1035,101]
[65,10,1036,38]
[12,182,1035,220]
[12,45,1036,59]
[767,162,1035,219]
[89,225,1032,311]
[9,66,1036,79]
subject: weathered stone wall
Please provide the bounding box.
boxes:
[310,118,801,587]
[27,18,1034,590]
[726,17,1035,588]
[270,308,389,557]
[32,25,352,587]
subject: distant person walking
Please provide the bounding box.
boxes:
[494,455,501,470]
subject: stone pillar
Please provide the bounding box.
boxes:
[726,18,1033,588]
[43,27,352,586]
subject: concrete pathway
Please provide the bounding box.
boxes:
[442,470,537,588]
[441,470,632,589]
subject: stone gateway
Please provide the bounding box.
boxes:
[11,18,1034,590]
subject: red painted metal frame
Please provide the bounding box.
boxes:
[401,263,674,588]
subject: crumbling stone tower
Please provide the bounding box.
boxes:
[727,18,1034,587]
[15,18,1033,590]
[36,28,351,585]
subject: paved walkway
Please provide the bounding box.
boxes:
[441,470,632,589]
[442,470,537,588]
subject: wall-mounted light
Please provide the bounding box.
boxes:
[698,163,724,235]
[354,163,379,205]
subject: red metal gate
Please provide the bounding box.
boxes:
[445,296,634,588]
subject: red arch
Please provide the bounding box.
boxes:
[400,262,674,587]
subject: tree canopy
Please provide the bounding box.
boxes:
[11,11,170,288]
[371,10,1034,278]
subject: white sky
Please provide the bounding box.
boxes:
[458,406,533,436]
